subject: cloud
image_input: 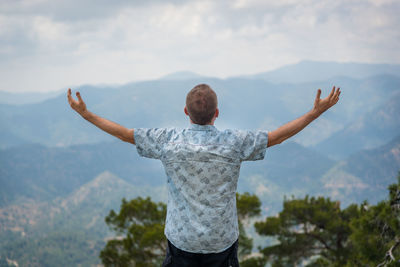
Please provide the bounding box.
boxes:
[0,0,399,92]
[0,0,187,21]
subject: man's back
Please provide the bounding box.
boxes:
[68,83,340,266]
[135,124,269,253]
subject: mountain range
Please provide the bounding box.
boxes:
[1,134,399,265]
[1,132,399,212]
[0,60,399,266]
[244,60,400,83]
[1,61,400,159]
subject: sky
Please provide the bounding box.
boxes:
[0,0,399,92]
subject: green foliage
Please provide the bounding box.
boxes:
[255,173,400,266]
[236,192,262,263]
[349,174,400,266]
[254,195,360,266]
[238,221,253,260]
[236,192,262,221]
[304,256,332,267]
[101,193,263,266]
[100,197,167,267]
[240,256,267,267]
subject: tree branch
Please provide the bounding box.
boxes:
[305,232,333,252]
[377,236,400,267]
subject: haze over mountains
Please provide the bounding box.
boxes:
[1,60,399,266]
[1,61,400,154]
[244,60,400,83]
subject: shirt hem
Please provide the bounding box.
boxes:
[165,233,239,254]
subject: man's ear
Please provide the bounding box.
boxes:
[215,108,219,118]
[184,106,189,116]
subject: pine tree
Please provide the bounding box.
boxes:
[348,174,400,266]
[100,197,167,267]
[100,193,263,266]
[254,195,360,266]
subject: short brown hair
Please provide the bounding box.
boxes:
[186,84,218,125]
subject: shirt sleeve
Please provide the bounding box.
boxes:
[239,130,269,161]
[134,128,172,160]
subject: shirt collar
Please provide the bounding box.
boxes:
[189,123,217,131]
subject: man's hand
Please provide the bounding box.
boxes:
[68,88,88,117]
[312,86,341,117]
[67,88,135,144]
[267,86,341,147]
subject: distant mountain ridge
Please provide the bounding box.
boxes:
[341,134,400,189]
[320,134,400,205]
[1,60,399,105]
[1,136,398,228]
[1,134,398,210]
[314,91,400,158]
[160,71,207,80]
[244,60,400,84]
[0,141,165,207]
[1,73,399,157]
[0,90,63,105]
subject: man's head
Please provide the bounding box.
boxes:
[185,84,218,125]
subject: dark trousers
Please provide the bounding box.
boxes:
[162,239,239,267]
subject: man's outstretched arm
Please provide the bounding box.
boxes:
[267,86,341,147]
[67,88,135,144]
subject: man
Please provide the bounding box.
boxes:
[68,84,340,266]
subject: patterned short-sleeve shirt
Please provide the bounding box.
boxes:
[134,124,268,253]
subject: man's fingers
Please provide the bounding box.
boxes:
[67,88,74,105]
[333,87,341,99]
[332,87,341,104]
[329,86,335,99]
[76,92,83,102]
[315,89,321,101]
[67,89,81,109]
[67,88,72,100]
